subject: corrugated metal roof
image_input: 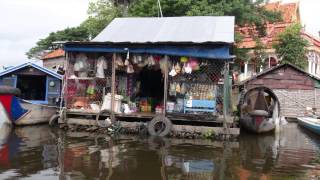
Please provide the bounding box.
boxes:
[93,16,234,44]
[238,63,320,86]
[0,62,63,80]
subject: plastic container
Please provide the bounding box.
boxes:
[166,102,175,113]
[101,93,123,113]
[175,98,184,112]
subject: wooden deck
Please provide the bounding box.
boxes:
[66,109,228,123]
[67,109,157,119]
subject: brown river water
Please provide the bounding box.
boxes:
[0,122,320,180]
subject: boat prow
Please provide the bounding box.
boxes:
[0,86,57,126]
[17,100,57,125]
[239,86,280,134]
[297,116,320,135]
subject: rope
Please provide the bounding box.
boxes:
[157,0,163,17]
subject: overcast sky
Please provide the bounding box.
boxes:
[0,0,89,68]
[0,0,319,68]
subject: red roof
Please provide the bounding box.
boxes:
[42,49,65,60]
[301,32,320,49]
[236,2,300,49]
[264,2,299,23]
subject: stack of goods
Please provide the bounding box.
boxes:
[185,84,216,100]
[139,98,152,112]
[155,105,164,114]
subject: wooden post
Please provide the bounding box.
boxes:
[244,62,248,79]
[163,56,169,116]
[223,62,230,129]
[61,52,70,124]
[314,88,317,109]
[111,53,116,122]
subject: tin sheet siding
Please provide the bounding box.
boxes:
[93,16,235,43]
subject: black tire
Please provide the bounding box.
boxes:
[95,109,113,127]
[49,114,60,126]
[148,116,172,137]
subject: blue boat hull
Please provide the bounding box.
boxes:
[297,117,320,135]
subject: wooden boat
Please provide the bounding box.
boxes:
[297,116,320,135]
[0,86,57,126]
[239,87,280,133]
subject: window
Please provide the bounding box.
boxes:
[0,77,16,87]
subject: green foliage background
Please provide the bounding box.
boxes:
[273,24,308,69]
[27,0,281,61]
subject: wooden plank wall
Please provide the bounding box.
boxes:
[246,66,314,90]
[243,65,319,117]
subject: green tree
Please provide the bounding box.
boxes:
[129,0,281,31]
[26,26,89,59]
[273,24,308,69]
[128,0,281,65]
[28,0,281,60]
[252,38,267,69]
[27,0,121,59]
[81,0,123,38]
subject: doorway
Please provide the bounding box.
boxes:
[17,75,46,101]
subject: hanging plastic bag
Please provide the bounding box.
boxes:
[124,58,130,66]
[176,83,181,93]
[126,63,134,74]
[169,82,176,96]
[185,63,192,74]
[147,55,155,67]
[175,63,181,74]
[181,63,186,74]
[181,83,186,94]
[116,55,124,66]
[96,56,107,78]
[87,82,96,95]
[169,65,177,77]
[132,55,138,64]
[180,56,188,63]
[74,53,89,77]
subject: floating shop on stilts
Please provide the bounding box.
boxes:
[60,16,239,137]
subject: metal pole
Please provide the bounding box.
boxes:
[163,56,169,116]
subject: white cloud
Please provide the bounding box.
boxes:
[0,0,89,67]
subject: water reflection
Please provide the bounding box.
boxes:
[0,123,319,179]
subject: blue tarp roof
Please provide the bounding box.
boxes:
[0,62,63,80]
[64,44,232,60]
